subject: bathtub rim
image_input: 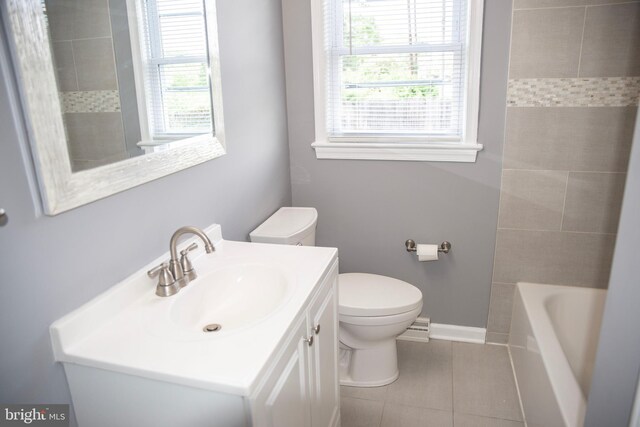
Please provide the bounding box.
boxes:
[512,282,605,427]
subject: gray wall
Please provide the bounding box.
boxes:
[486,1,640,345]
[282,0,512,327]
[585,109,640,427]
[0,0,290,423]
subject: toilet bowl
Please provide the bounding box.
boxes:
[250,207,423,387]
[338,273,422,387]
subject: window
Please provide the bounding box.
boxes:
[130,0,215,143]
[311,0,484,162]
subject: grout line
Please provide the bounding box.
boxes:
[513,1,639,11]
[485,340,509,347]
[70,42,80,91]
[508,105,640,109]
[496,227,616,236]
[488,0,517,344]
[510,105,640,108]
[343,395,383,403]
[53,36,113,43]
[559,171,570,231]
[576,6,588,78]
[451,340,455,416]
[454,410,526,424]
[495,168,506,231]
[502,169,628,174]
[586,1,640,8]
[507,346,528,427]
[378,399,385,427]
[104,3,120,95]
[513,5,590,11]
[380,398,451,413]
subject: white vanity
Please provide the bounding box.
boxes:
[50,224,340,427]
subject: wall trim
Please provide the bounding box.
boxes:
[398,320,487,344]
[311,141,483,162]
[429,323,486,344]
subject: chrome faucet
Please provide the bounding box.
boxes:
[169,226,215,288]
[148,226,215,297]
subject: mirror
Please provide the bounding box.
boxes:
[3,0,225,214]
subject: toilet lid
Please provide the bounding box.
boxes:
[339,273,423,317]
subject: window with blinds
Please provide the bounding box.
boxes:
[138,0,213,138]
[323,0,471,142]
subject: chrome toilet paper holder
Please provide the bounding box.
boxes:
[405,239,452,254]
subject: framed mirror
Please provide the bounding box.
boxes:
[3,0,225,215]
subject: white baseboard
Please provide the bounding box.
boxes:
[397,318,486,344]
[429,323,486,344]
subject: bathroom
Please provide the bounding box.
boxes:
[0,0,638,426]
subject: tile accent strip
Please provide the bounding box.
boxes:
[61,90,121,113]
[508,77,640,107]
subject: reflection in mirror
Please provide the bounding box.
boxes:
[4,0,225,214]
[43,0,215,172]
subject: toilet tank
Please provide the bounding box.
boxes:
[250,207,318,246]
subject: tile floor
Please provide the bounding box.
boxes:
[340,340,524,427]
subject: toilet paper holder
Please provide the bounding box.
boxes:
[405,239,451,254]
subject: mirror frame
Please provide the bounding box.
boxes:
[4,0,226,215]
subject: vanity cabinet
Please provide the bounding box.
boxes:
[51,230,340,427]
[251,260,340,427]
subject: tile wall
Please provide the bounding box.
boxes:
[486,0,640,344]
[46,0,128,171]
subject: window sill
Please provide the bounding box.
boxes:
[311,141,483,162]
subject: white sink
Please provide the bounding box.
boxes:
[50,224,338,395]
[169,264,290,334]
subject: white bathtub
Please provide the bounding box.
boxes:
[509,283,607,427]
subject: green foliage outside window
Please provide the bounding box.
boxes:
[341,12,440,102]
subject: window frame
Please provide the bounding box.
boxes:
[126,0,218,145]
[310,0,484,162]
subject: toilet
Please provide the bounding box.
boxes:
[250,207,423,387]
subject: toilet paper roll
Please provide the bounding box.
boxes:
[416,244,439,262]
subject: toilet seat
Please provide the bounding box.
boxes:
[339,273,423,317]
[339,305,423,326]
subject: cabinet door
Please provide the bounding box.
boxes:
[308,262,340,427]
[252,316,312,427]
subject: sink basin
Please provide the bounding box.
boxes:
[50,224,339,397]
[169,264,290,334]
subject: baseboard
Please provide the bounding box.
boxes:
[397,319,486,344]
[429,323,486,344]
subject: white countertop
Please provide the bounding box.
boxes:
[50,224,338,397]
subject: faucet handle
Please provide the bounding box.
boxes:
[148,262,170,281]
[147,263,179,297]
[180,242,198,257]
[180,243,199,282]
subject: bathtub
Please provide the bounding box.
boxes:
[509,283,607,427]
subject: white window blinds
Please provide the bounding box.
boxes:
[324,0,469,141]
[139,0,213,138]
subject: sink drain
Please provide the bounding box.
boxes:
[203,323,222,332]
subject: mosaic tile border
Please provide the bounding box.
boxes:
[61,90,121,113]
[508,77,640,107]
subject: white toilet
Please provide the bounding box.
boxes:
[250,207,423,387]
